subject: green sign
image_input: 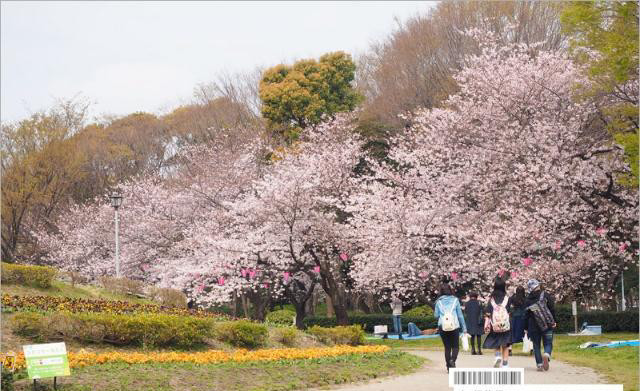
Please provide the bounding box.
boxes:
[23,342,71,379]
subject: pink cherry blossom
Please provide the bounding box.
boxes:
[339,253,349,261]
[577,240,586,248]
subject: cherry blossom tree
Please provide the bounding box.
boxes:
[175,115,364,325]
[347,30,638,302]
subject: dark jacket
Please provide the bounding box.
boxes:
[523,289,556,334]
[507,295,527,318]
[464,299,484,336]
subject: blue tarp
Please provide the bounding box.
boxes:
[580,340,639,349]
[369,333,440,340]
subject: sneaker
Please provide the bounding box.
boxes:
[449,360,456,369]
[542,353,550,371]
[502,363,509,368]
[493,357,502,368]
[471,351,477,355]
[537,366,544,372]
[478,351,483,355]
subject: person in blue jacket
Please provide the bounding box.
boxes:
[434,283,467,372]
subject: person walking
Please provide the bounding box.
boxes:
[464,291,484,355]
[391,296,404,340]
[483,278,512,368]
[434,283,467,372]
[523,279,556,371]
[508,286,527,356]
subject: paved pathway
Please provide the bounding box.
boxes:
[321,350,604,391]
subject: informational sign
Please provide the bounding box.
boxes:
[572,301,577,316]
[23,343,71,379]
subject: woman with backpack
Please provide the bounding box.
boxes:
[507,286,527,356]
[434,283,467,372]
[523,279,556,371]
[483,277,512,368]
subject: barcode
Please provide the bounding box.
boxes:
[453,385,623,391]
[450,368,524,386]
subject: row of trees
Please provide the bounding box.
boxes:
[36,30,637,327]
[4,1,638,323]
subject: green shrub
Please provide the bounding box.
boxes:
[99,276,144,296]
[1,368,14,391]
[213,320,268,349]
[273,327,299,347]
[265,309,295,326]
[404,305,434,318]
[147,287,187,308]
[303,314,437,332]
[10,312,44,338]
[11,311,214,348]
[307,325,365,346]
[1,263,57,288]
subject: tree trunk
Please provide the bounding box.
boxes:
[232,290,238,318]
[332,293,349,326]
[241,294,250,318]
[326,296,335,317]
[294,302,306,329]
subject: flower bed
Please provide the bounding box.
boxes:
[6,345,390,370]
[1,294,229,319]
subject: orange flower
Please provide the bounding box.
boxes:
[3,346,389,371]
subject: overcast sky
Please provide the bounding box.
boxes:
[1,1,436,123]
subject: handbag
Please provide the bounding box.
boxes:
[460,333,470,351]
[522,335,533,352]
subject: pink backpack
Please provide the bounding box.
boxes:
[490,297,511,332]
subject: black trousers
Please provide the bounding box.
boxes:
[471,335,483,352]
[439,329,460,366]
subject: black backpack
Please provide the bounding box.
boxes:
[527,292,554,331]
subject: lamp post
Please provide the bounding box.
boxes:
[110,193,123,278]
[621,270,626,311]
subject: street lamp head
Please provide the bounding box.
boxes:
[110,193,123,209]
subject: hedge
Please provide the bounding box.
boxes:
[303,309,638,333]
[1,262,57,288]
[303,314,437,332]
[11,311,214,348]
[554,306,638,333]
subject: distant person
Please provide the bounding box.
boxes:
[391,296,404,340]
[508,286,527,356]
[483,278,512,368]
[434,283,467,372]
[523,279,556,371]
[407,322,422,337]
[464,291,484,355]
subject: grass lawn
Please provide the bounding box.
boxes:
[551,333,639,391]
[1,280,155,305]
[10,351,424,391]
[367,332,639,390]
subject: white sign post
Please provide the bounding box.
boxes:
[572,301,578,333]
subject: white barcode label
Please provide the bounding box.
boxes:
[453,385,623,391]
[450,368,524,387]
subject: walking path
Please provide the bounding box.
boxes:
[323,350,604,391]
